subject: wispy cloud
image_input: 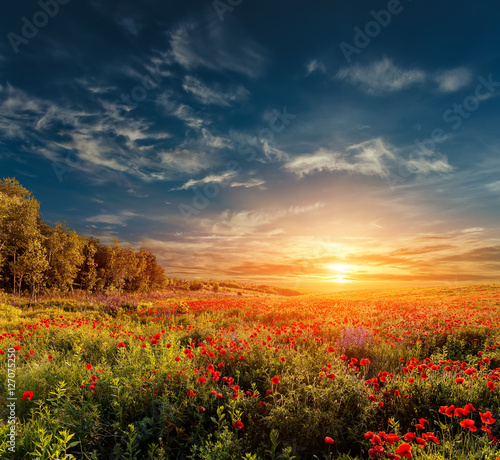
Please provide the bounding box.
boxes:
[86,210,137,226]
[337,57,426,94]
[168,16,267,78]
[115,15,141,36]
[305,59,327,76]
[170,171,238,191]
[182,76,249,106]
[284,137,452,179]
[337,58,474,95]
[434,67,473,92]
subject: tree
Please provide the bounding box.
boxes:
[107,239,136,294]
[0,178,44,294]
[19,238,48,302]
[76,238,99,292]
[43,222,85,291]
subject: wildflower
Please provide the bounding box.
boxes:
[460,419,477,432]
[117,342,125,348]
[385,434,399,444]
[360,358,371,366]
[327,346,335,352]
[403,432,416,441]
[455,377,465,384]
[198,406,206,411]
[47,354,54,360]
[415,437,426,448]
[233,420,244,430]
[395,443,412,459]
[480,411,496,425]
[85,364,92,370]
[186,390,196,397]
[271,376,280,385]
[325,437,334,444]
[22,391,33,400]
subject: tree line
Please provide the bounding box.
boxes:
[0,178,166,298]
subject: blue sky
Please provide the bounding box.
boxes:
[1,0,499,290]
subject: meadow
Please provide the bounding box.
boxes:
[1,283,499,460]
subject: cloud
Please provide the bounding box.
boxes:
[86,211,137,226]
[284,137,453,180]
[230,178,266,188]
[182,76,249,106]
[284,138,395,177]
[168,16,266,78]
[434,67,473,92]
[115,16,141,36]
[336,57,426,94]
[306,59,327,76]
[485,180,500,193]
[159,149,212,176]
[170,171,238,191]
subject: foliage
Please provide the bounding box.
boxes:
[0,280,499,459]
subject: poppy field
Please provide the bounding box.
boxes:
[1,283,500,459]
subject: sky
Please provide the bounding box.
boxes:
[1,0,499,291]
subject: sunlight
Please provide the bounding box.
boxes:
[330,274,351,283]
[326,263,352,273]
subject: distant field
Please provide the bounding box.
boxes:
[1,283,500,459]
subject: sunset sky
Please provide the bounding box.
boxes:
[1,1,499,291]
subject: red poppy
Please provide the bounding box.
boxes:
[47,354,54,360]
[395,443,412,459]
[233,420,244,430]
[325,437,334,444]
[22,391,33,400]
[85,364,92,370]
[415,437,426,448]
[460,419,477,431]
[455,377,465,384]
[117,342,125,348]
[385,434,399,444]
[403,432,416,441]
[480,411,496,425]
[360,358,371,366]
[327,346,335,352]
[271,376,280,385]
